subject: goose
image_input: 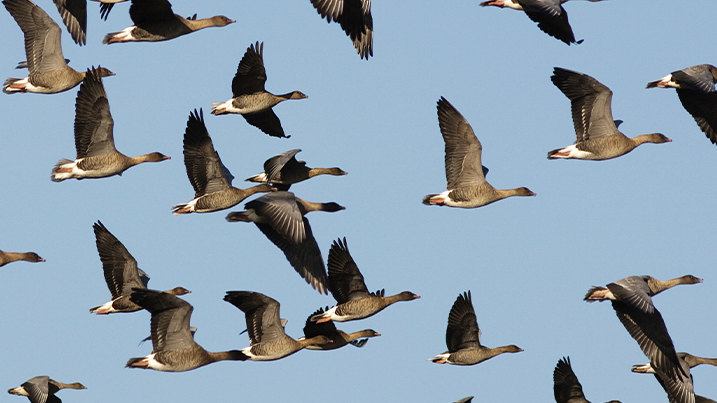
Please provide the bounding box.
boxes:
[245,149,347,191]
[224,291,331,360]
[430,291,522,365]
[0,250,44,267]
[423,97,535,208]
[479,0,604,45]
[549,67,671,160]
[126,289,244,371]
[102,0,234,44]
[310,237,419,323]
[553,357,622,403]
[310,0,373,59]
[584,275,703,401]
[172,109,274,215]
[3,0,114,94]
[51,68,169,182]
[8,376,85,403]
[300,306,380,350]
[211,42,307,138]
[225,191,344,294]
[647,64,717,146]
[633,353,717,403]
[89,221,190,314]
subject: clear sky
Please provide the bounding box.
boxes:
[1,1,716,402]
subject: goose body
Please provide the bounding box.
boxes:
[224,291,331,360]
[423,97,535,208]
[310,237,420,323]
[103,0,234,44]
[172,109,273,215]
[9,376,86,403]
[301,306,380,350]
[549,68,671,160]
[245,149,347,191]
[211,42,307,138]
[0,250,44,267]
[429,291,522,365]
[51,68,169,182]
[310,0,373,59]
[3,0,114,94]
[226,192,344,294]
[647,64,717,146]
[126,289,244,372]
[89,221,190,314]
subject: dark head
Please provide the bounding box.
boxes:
[398,291,420,301]
[504,345,524,353]
[679,275,703,284]
[167,287,191,295]
[146,152,171,162]
[328,168,348,176]
[321,202,346,212]
[289,91,308,100]
[96,67,115,77]
[646,133,672,144]
[514,187,536,197]
[209,16,236,26]
[26,252,45,263]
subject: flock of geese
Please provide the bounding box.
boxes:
[2,0,716,402]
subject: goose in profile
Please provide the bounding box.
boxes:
[0,250,44,267]
[211,42,307,138]
[479,0,605,45]
[549,68,671,160]
[633,353,717,403]
[584,275,703,401]
[172,109,274,215]
[647,64,717,146]
[430,291,522,365]
[310,237,420,323]
[102,0,234,44]
[224,291,332,361]
[301,306,380,350]
[423,97,535,208]
[8,376,86,403]
[245,149,347,191]
[553,356,622,403]
[89,221,190,314]
[3,0,114,94]
[310,0,373,59]
[226,191,344,294]
[126,289,244,371]
[51,68,169,182]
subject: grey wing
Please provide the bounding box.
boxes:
[137,268,150,288]
[4,0,70,75]
[182,109,232,196]
[656,357,695,403]
[672,65,717,93]
[246,192,306,244]
[551,68,619,142]
[446,291,481,351]
[553,357,587,403]
[243,109,287,138]
[264,149,301,183]
[52,0,86,45]
[74,69,116,158]
[437,97,485,190]
[311,0,345,22]
[608,277,656,314]
[224,291,286,344]
[518,0,576,45]
[130,289,197,352]
[21,376,51,403]
[676,89,717,146]
[327,237,369,303]
[93,221,144,299]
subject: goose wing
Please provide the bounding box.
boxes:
[446,291,481,352]
[437,97,487,190]
[518,0,576,45]
[93,221,146,299]
[327,237,370,303]
[74,68,116,158]
[130,289,197,352]
[224,291,286,344]
[182,109,232,197]
[231,41,266,96]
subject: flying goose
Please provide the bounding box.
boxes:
[549,67,671,160]
[310,237,420,323]
[310,0,373,59]
[0,250,44,267]
[300,306,380,350]
[647,64,717,147]
[102,0,234,44]
[633,353,717,403]
[211,42,307,138]
[89,221,190,314]
[224,291,331,360]
[126,289,244,371]
[51,68,169,182]
[423,97,535,208]
[585,275,703,402]
[430,291,522,365]
[226,191,344,294]
[245,149,347,191]
[8,376,86,403]
[3,0,114,94]
[172,109,274,215]
[480,0,605,45]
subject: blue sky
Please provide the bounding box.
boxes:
[1,0,716,402]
